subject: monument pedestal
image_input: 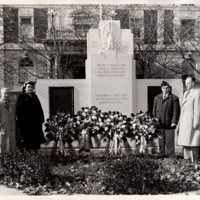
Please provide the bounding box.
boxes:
[86,20,136,116]
[87,51,135,115]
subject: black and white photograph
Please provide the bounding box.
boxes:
[0,0,200,199]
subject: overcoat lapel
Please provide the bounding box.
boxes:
[182,90,193,106]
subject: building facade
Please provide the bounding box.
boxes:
[0,4,200,101]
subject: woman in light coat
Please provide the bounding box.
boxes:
[0,88,16,153]
[177,76,200,162]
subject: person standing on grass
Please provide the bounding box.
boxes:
[16,81,46,151]
[152,81,180,157]
[177,75,200,162]
[0,88,16,153]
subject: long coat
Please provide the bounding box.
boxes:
[177,89,200,146]
[16,93,45,149]
[152,93,180,129]
[0,99,16,153]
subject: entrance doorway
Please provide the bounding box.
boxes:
[49,87,74,117]
[147,86,161,113]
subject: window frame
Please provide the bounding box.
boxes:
[180,19,196,40]
[18,57,34,84]
[19,16,33,41]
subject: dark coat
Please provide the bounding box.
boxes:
[16,93,45,149]
[152,93,180,129]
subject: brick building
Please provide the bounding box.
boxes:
[0,4,200,100]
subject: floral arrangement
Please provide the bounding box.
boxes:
[44,106,159,155]
[131,112,159,153]
[132,112,159,144]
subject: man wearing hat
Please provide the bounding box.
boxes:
[152,81,180,157]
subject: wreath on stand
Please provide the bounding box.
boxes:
[44,107,159,156]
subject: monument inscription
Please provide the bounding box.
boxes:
[96,63,125,78]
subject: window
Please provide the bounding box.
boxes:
[130,18,142,38]
[181,58,195,76]
[59,54,86,79]
[180,19,195,40]
[34,8,48,43]
[3,6,18,43]
[21,17,31,25]
[163,10,174,45]
[72,11,92,38]
[19,17,33,41]
[115,9,129,29]
[144,10,157,44]
[18,57,34,83]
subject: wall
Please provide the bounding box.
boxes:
[36,79,89,120]
[37,78,184,120]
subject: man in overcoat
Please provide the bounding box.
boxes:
[152,81,180,157]
[0,88,16,153]
[177,75,200,162]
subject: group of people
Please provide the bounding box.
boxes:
[0,81,46,153]
[0,76,200,162]
[153,75,200,162]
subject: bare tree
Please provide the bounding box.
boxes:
[1,4,200,85]
[1,5,101,85]
[105,5,200,80]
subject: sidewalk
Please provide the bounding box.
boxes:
[0,184,199,195]
[0,185,27,195]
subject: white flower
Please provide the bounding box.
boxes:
[107,118,111,123]
[92,110,97,114]
[81,129,87,135]
[82,112,86,117]
[84,119,89,124]
[65,182,71,187]
[132,123,137,129]
[94,126,99,130]
[140,125,143,129]
[76,116,81,120]
[119,116,123,121]
[84,109,88,113]
[121,125,126,129]
[99,122,104,127]
[92,115,97,120]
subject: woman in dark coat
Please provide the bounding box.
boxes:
[16,81,46,150]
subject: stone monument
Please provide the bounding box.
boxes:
[86,18,136,116]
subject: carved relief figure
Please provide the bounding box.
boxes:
[106,31,114,50]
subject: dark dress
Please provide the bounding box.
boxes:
[16,92,46,150]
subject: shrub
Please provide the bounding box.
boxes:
[0,149,53,187]
[103,155,161,194]
[1,151,200,195]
